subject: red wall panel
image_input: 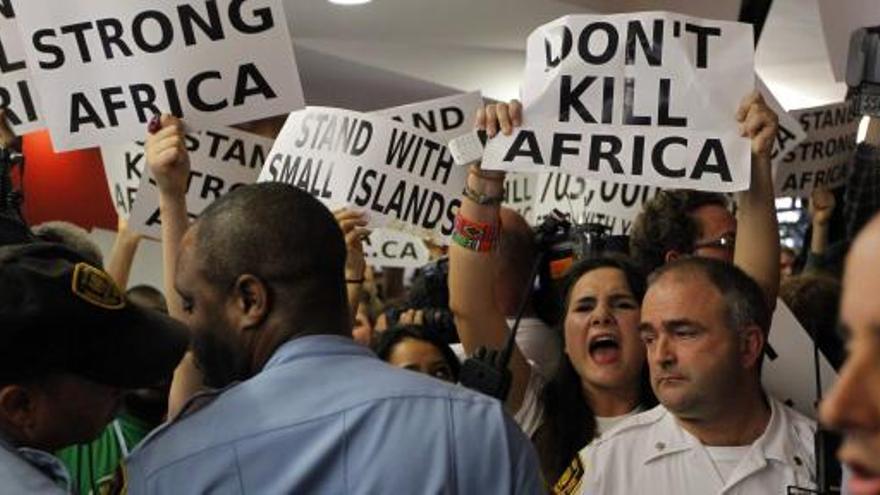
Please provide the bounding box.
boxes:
[20,130,116,231]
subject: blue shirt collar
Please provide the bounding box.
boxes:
[263,334,375,371]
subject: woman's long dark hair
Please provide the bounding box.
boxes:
[533,256,657,483]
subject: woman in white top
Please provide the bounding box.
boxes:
[449,100,656,483]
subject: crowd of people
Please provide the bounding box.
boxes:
[1,53,880,495]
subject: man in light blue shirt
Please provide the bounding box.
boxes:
[120,161,543,494]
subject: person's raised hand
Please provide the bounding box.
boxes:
[735,91,779,159]
[809,187,836,227]
[145,114,190,198]
[334,208,370,280]
[476,100,523,138]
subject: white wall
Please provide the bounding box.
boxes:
[89,228,164,292]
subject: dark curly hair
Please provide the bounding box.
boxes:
[629,190,729,274]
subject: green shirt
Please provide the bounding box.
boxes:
[56,413,154,495]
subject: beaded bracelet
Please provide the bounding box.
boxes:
[451,213,499,253]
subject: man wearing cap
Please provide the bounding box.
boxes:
[0,243,188,494]
[118,116,543,494]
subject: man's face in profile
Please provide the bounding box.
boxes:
[821,220,880,494]
[175,228,248,389]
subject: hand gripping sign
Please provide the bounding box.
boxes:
[14,0,304,151]
[481,12,755,193]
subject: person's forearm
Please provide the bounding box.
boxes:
[811,223,829,256]
[167,351,203,419]
[106,228,140,289]
[346,281,362,326]
[449,172,505,353]
[158,191,189,318]
[735,153,780,308]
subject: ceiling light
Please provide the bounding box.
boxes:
[328,0,372,5]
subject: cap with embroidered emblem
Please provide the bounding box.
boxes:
[0,242,189,388]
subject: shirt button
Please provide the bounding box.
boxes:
[655,442,666,451]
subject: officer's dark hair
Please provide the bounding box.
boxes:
[194,183,349,336]
[534,256,656,483]
[629,190,729,274]
[372,325,461,382]
[649,257,771,337]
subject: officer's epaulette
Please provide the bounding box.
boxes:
[590,404,667,447]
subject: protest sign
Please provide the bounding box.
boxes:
[762,300,838,419]
[100,140,149,218]
[757,77,808,168]
[364,92,482,266]
[504,173,538,224]
[481,12,754,193]
[774,100,860,198]
[128,126,272,238]
[0,1,43,134]
[362,228,430,269]
[532,172,660,235]
[259,107,468,244]
[14,0,304,151]
[374,91,483,144]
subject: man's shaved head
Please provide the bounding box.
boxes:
[193,182,349,335]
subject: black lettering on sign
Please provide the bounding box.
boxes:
[771,123,798,161]
[0,81,38,125]
[0,30,26,73]
[385,128,453,184]
[625,19,663,66]
[545,25,572,69]
[66,64,278,133]
[0,0,14,19]
[266,153,334,199]
[125,151,144,180]
[578,22,618,65]
[684,23,721,69]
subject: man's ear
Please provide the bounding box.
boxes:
[739,324,766,370]
[664,250,683,263]
[0,385,37,434]
[230,274,270,331]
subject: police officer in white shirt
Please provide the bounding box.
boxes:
[573,258,816,495]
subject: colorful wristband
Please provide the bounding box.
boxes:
[451,213,499,253]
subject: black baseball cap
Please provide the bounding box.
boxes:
[0,242,190,388]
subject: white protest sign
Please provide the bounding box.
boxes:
[100,140,149,218]
[129,127,272,238]
[757,77,808,167]
[762,300,838,420]
[774,100,860,198]
[374,91,483,144]
[14,0,304,151]
[0,1,43,134]
[818,0,880,82]
[481,12,754,193]
[532,172,661,235]
[363,92,483,267]
[259,107,468,244]
[362,229,430,269]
